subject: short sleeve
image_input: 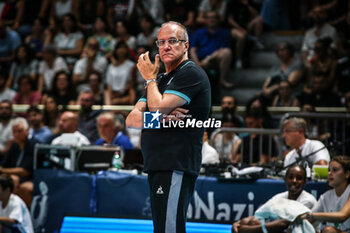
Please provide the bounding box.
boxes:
[56,57,68,71]
[311,196,324,213]
[7,200,23,223]
[29,60,39,76]
[164,65,204,104]
[312,140,330,164]
[138,91,147,103]
[73,59,85,75]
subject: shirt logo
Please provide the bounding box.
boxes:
[143,110,161,129]
[167,76,174,85]
[156,186,164,195]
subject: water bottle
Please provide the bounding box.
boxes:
[112,151,122,170]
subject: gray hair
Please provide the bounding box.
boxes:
[159,21,189,42]
[282,117,307,136]
[11,117,29,130]
[97,112,124,129]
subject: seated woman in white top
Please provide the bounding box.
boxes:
[298,156,350,233]
[233,165,317,233]
[105,42,136,105]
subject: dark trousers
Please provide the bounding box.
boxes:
[148,170,197,233]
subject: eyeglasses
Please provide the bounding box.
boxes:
[156,38,186,47]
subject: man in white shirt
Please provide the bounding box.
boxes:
[51,111,90,146]
[0,174,33,233]
[282,117,330,169]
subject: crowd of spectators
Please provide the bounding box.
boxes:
[0,0,348,109]
[0,1,350,231]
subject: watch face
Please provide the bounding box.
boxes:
[144,79,156,88]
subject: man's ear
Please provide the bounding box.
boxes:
[184,42,189,50]
[345,170,350,180]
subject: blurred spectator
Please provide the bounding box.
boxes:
[6,44,39,91]
[301,8,338,66]
[72,37,108,91]
[12,76,41,106]
[196,0,227,25]
[299,70,341,107]
[42,95,60,133]
[282,117,330,169]
[106,42,136,105]
[114,20,137,53]
[136,15,159,58]
[190,11,233,88]
[25,18,46,57]
[233,110,278,165]
[0,100,14,157]
[1,117,38,207]
[42,70,76,107]
[245,95,273,128]
[107,0,135,30]
[50,0,79,21]
[132,0,164,25]
[85,17,115,57]
[300,104,331,142]
[77,90,103,143]
[42,16,60,46]
[214,113,240,163]
[202,131,219,165]
[95,111,134,153]
[220,95,244,128]
[262,42,304,102]
[306,37,337,92]
[82,71,107,105]
[0,174,34,233]
[227,0,263,69]
[76,0,105,32]
[272,80,299,107]
[38,44,69,92]
[260,0,291,30]
[37,0,51,21]
[335,9,350,49]
[335,39,350,95]
[0,1,14,23]
[305,0,345,24]
[13,0,43,38]
[0,19,21,67]
[51,111,90,146]
[163,0,196,28]
[0,69,16,102]
[26,106,52,144]
[53,13,84,68]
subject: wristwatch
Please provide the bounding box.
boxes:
[144,78,156,88]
